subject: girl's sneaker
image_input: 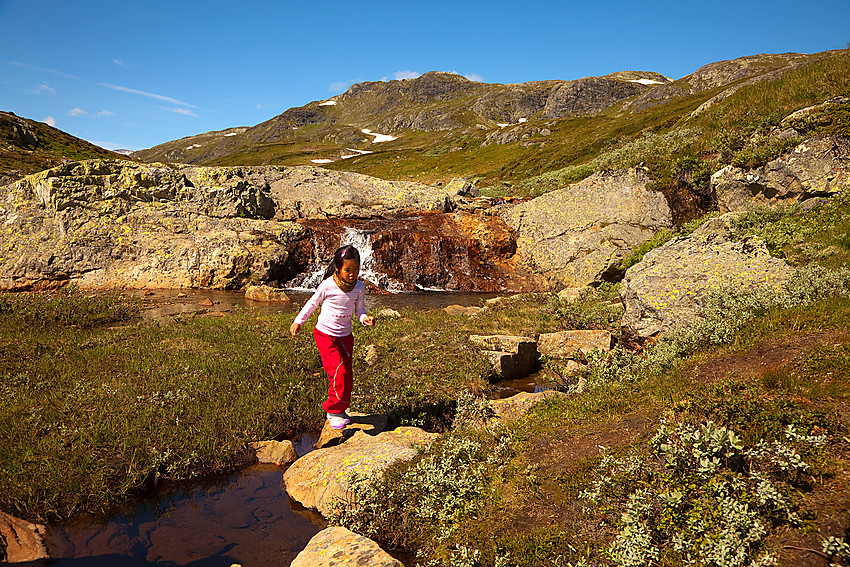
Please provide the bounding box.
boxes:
[326,412,351,430]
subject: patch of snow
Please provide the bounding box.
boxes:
[319,100,337,106]
[186,144,201,150]
[497,123,509,128]
[345,148,374,155]
[518,118,527,123]
[311,159,335,164]
[340,154,357,159]
[362,128,398,143]
[224,132,239,137]
[627,78,665,85]
[292,127,298,130]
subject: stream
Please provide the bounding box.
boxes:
[39,288,539,567]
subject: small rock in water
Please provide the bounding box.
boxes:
[250,440,298,465]
[245,284,291,303]
[199,298,214,307]
[143,290,154,296]
[176,292,187,298]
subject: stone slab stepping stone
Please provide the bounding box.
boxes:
[249,439,298,465]
[0,510,49,563]
[284,427,440,517]
[315,412,389,449]
[290,526,402,567]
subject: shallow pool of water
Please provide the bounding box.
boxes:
[44,436,323,567]
[137,288,504,321]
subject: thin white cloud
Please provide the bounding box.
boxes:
[10,61,81,81]
[97,110,115,117]
[393,70,420,80]
[99,82,201,109]
[43,116,56,127]
[69,107,87,116]
[464,73,484,82]
[31,83,56,95]
[160,106,198,117]
[112,59,132,69]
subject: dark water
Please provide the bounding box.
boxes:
[43,436,322,567]
[41,290,514,567]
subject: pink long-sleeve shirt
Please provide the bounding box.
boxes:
[294,278,368,337]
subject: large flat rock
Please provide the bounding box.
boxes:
[502,168,672,290]
[620,214,794,339]
[283,427,440,517]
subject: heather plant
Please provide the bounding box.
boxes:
[579,419,830,567]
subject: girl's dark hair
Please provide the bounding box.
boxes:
[322,244,361,280]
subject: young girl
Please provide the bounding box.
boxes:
[290,245,375,429]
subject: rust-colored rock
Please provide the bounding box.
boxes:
[0,511,49,563]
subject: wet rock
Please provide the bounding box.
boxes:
[538,330,612,357]
[244,284,291,303]
[0,511,48,563]
[469,334,538,380]
[283,427,440,517]
[620,213,794,339]
[314,412,389,450]
[502,168,673,290]
[199,298,214,307]
[250,439,298,465]
[712,136,850,213]
[490,391,567,422]
[290,526,403,567]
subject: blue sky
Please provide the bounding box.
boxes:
[2,0,848,151]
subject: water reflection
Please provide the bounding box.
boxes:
[44,436,322,567]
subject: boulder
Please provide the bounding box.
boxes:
[469,335,538,380]
[712,136,850,213]
[314,412,389,450]
[0,160,307,290]
[290,526,403,567]
[538,330,612,357]
[620,214,794,339]
[490,391,567,422]
[244,284,291,303]
[283,427,440,517]
[0,159,464,291]
[0,511,48,563]
[249,440,298,465]
[502,168,673,290]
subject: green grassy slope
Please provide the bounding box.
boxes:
[0,112,123,181]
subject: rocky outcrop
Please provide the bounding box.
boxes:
[283,427,439,517]
[0,160,469,291]
[712,136,850,213]
[314,412,389,450]
[538,330,613,357]
[290,212,538,293]
[469,335,539,380]
[502,169,673,290]
[490,391,568,422]
[0,511,48,563]
[620,214,794,339]
[290,526,403,567]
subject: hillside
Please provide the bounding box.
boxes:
[132,50,847,202]
[0,112,122,184]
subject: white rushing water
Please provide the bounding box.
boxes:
[286,227,405,292]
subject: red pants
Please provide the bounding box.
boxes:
[313,328,354,414]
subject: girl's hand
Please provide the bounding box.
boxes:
[290,322,301,337]
[362,315,375,326]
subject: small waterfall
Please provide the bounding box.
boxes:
[284,226,405,292]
